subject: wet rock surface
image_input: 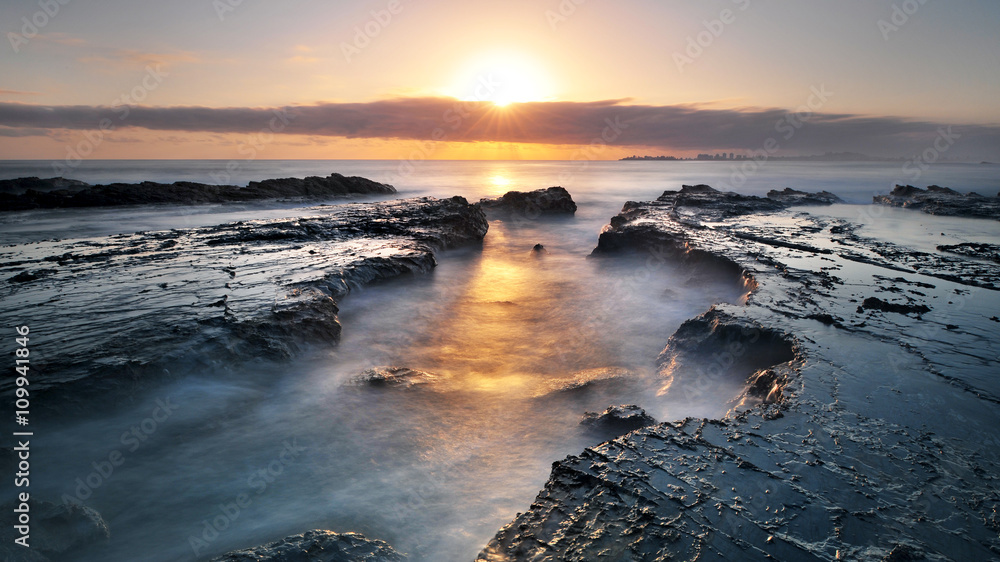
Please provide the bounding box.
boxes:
[0,173,396,211]
[209,530,406,562]
[580,404,656,438]
[0,196,487,411]
[767,187,843,206]
[873,185,1000,220]
[477,186,577,216]
[937,242,1000,263]
[481,186,1000,561]
[346,366,441,389]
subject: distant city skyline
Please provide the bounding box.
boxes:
[1,0,999,161]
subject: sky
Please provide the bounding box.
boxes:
[1,0,999,161]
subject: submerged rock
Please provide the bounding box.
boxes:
[580,404,656,438]
[0,173,396,211]
[860,296,931,315]
[873,184,1000,220]
[0,500,109,562]
[347,366,440,389]
[0,196,488,412]
[210,530,406,562]
[477,186,577,216]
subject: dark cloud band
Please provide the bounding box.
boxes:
[1,98,997,157]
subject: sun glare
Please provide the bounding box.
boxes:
[450,51,553,106]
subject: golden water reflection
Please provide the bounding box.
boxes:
[409,225,621,395]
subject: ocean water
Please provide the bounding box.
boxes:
[2,160,999,561]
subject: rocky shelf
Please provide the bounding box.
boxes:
[480,184,1000,561]
[873,184,1000,220]
[0,196,487,412]
[0,173,396,211]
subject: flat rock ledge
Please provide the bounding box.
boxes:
[477,186,577,216]
[0,173,396,211]
[209,530,406,562]
[873,184,1000,220]
[481,185,1000,561]
[0,196,487,412]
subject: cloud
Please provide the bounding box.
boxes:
[0,98,997,157]
[0,90,40,96]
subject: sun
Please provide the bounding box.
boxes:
[449,51,553,107]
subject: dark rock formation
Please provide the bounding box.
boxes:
[937,242,1000,264]
[0,173,396,211]
[477,187,577,216]
[767,187,843,206]
[580,404,656,438]
[0,176,89,194]
[0,500,109,562]
[873,185,1000,220]
[481,184,1000,561]
[860,296,931,315]
[209,530,405,562]
[346,366,440,389]
[0,196,487,412]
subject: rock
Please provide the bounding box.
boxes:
[209,530,406,562]
[0,173,396,211]
[937,242,1000,264]
[346,366,440,389]
[873,185,1000,220]
[580,404,656,438]
[477,187,577,216]
[0,176,89,195]
[766,187,843,206]
[531,243,546,253]
[0,500,109,561]
[0,196,488,413]
[536,367,639,397]
[861,296,931,315]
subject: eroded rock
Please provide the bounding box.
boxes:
[580,404,656,438]
[209,530,405,562]
[477,187,577,216]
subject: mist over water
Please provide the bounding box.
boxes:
[3,160,999,561]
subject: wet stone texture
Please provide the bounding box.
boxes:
[0,196,488,412]
[481,185,1000,561]
[209,530,406,562]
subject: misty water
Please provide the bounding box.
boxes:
[3,160,999,561]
